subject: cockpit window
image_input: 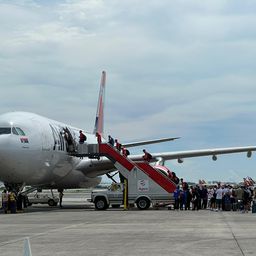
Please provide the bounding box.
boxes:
[0,127,11,135]
[12,127,19,135]
[15,127,26,136]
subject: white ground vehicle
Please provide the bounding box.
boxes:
[27,191,59,207]
[90,183,124,210]
[90,180,174,210]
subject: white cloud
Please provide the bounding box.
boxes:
[0,0,256,182]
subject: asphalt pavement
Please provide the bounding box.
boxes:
[0,193,255,256]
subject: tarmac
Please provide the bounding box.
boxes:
[0,193,256,256]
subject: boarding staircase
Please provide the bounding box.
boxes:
[20,186,38,196]
[73,143,177,193]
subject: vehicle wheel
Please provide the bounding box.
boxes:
[111,204,120,208]
[48,199,55,207]
[136,197,150,210]
[95,197,109,210]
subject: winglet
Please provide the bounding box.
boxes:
[93,71,106,135]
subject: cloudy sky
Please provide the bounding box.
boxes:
[1,0,256,183]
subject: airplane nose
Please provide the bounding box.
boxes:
[0,135,10,158]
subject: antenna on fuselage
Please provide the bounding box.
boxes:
[93,71,106,136]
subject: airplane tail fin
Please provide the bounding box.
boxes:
[93,71,106,135]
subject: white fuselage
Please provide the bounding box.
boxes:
[0,112,105,188]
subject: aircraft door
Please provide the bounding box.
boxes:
[63,127,76,152]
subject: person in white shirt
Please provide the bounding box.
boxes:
[215,184,223,211]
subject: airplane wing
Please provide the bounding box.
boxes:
[123,137,180,148]
[128,145,256,163]
[76,145,256,178]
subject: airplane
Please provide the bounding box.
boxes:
[0,71,256,193]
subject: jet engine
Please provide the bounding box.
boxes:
[247,151,252,158]
[177,158,183,164]
[212,155,217,161]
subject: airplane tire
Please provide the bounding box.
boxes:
[136,197,150,210]
[95,197,109,210]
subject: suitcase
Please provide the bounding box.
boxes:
[232,203,238,211]
[252,203,256,214]
[238,201,244,211]
[225,203,232,211]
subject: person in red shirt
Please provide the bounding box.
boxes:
[79,130,86,144]
[142,149,152,162]
[121,147,130,157]
[115,139,121,151]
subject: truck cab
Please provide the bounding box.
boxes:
[90,183,124,210]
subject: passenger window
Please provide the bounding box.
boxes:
[15,127,26,136]
[0,127,11,135]
[12,127,19,135]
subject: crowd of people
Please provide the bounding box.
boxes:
[173,178,256,213]
[106,135,256,214]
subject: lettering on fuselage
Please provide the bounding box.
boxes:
[20,137,29,143]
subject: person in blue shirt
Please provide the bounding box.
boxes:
[174,185,181,210]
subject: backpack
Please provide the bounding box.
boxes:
[244,189,251,199]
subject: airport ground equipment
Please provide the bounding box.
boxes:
[74,143,178,210]
[27,191,59,207]
[20,187,38,196]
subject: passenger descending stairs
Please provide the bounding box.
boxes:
[98,143,177,193]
